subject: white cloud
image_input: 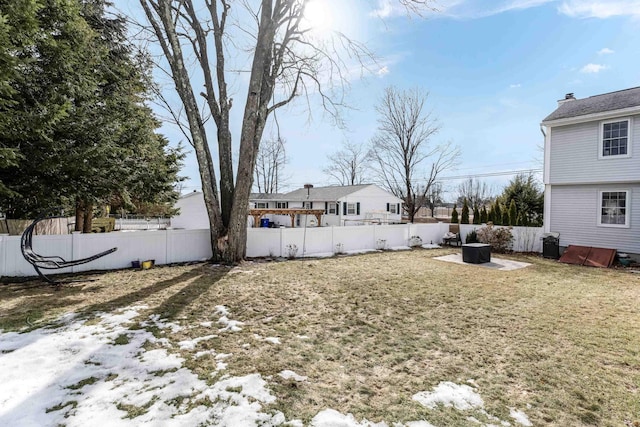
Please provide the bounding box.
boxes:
[370,0,394,18]
[597,47,615,55]
[558,1,640,18]
[435,0,555,19]
[510,83,522,88]
[377,66,390,77]
[580,63,609,73]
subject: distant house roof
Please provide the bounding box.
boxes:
[543,87,640,123]
[250,193,286,201]
[284,184,374,202]
[179,190,203,199]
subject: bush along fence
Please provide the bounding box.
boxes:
[459,224,544,253]
[1,223,544,278]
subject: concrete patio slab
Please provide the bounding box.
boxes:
[434,253,531,271]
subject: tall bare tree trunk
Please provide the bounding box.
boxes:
[83,202,93,233]
[75,197,84,232]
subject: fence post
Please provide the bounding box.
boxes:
[0,234,8,277]
[71,231,82,273]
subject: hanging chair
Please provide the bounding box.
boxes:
[21,214,117,284]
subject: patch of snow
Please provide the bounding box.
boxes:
[344,249,378,255]
[413,382,484,410]
[264,337,281,344]
[296,335,310,340]
[215,305,229,316]
[0,309,288,426]
[388,246,411,251]
[178,334,217,350]
[199,321,212,327]
[278,370,307,382]
[218,316,244,332]
[194,350,216,359]
[421,244,441,249]
[509,408,532,426]
[404,422,437,427]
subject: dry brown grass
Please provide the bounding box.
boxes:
[1,249,639,426]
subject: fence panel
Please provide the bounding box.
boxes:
[459,224,543,252]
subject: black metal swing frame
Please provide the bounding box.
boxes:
[20,214,117,284]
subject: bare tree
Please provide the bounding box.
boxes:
[456,178,494,208]
[137,1,435,262]
[255,137,287,193]
[370,86,460,223]
[323,141,369,186]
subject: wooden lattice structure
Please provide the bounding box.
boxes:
[249,209,325,228]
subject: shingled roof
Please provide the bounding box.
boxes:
[543,87,640,123]
[284,184,373,202]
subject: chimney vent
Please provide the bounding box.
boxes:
[565,93,575,100]
[303,184,313,189]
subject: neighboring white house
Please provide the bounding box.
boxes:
[171,184,403,229]
[541,87,640,256]
[265,184,404,227]
[171,191,210,229]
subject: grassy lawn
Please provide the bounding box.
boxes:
[1,248,639,426]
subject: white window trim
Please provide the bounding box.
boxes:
[389,204,398,214]
[255,202,268,209]
[276,202,287,209]
[347,203,356,215]
[328,202,337,215]
[597,189,630,228]
[598,117,632,160]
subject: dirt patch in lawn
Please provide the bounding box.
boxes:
[1,249,639,426]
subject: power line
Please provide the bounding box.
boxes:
[436,168,542,181]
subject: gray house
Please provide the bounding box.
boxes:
[541,87,640,256]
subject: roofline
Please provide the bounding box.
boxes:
[541,105,640,127]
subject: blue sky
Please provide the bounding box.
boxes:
[116,0,640,201]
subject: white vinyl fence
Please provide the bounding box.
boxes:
[0,229,212,278]
[459,224,544,253]
[1,223,543,278]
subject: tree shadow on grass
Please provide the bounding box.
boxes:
[78,266,230,321]
[0,265,230,331]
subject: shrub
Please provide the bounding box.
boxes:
[461,199,470,224]
[476,223,513,253]
[409,236,422,247]
[285,244,298,259]
[466,229,479,243]
[451,206,459,224]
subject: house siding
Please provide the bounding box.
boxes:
[549,184,640,254]
[549,114,640,184]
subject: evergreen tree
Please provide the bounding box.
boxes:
[472,205,480,224]
[509,199,518,226]
[451,205,459,224]
[493,201,502,225]
[516,212,524,226]
[487,205,494,224]
[461,198,470,224]
[0,0,183,224]
[501,207,509,226]
[480,205,488,224]
[500,173,544,227]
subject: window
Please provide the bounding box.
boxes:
[389,204,397,214]
[328,202,337,215]
[347,203,356,215]
[303,201,312,209]
[255,202,267,209]
[600,119,631,158]
[276,202,288,209]
[598,190,629,227]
